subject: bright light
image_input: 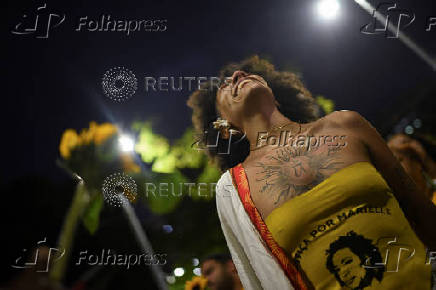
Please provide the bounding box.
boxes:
[317,0,340,20]
[405,125,414,135]
[193,267,201,276]
[118,134,135,152]
[162,224,173,233]
[174,267,185,277]
[165,275,176,284]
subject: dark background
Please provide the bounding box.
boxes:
[3,0,435,288]
[4,0,436,181]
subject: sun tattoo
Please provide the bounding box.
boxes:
[255,144,344,205]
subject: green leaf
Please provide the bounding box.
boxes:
[172,128,205,169]
[133,121,170,164]
[144,171,187,214]
[316,95,335,114]
[193,164,221,200]
[50,180,89,282]
[152,153,177,173]
[82,191,104,235]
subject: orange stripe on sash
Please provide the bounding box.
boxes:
[230,164,314,290]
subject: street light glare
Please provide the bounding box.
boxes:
[119,134,135,152]
[317,0,340,20]
[174,267,185,277]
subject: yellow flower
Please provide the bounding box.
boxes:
[120,153,141,174]
[94,122,118,145]
[79,121,97,145]
[185,276,208,290]
[77,122,118,146]
[59,129,80,159]
[59,122,118,159]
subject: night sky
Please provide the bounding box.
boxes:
[5,0,436,181]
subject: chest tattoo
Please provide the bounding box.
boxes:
[254,144,344,205]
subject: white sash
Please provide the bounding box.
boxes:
[215,170,294,290]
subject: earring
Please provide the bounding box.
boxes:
[213,117,242,140]
[213,117,230,139]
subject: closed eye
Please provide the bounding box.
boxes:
[342,257,353,265]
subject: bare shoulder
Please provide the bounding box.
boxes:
[323,110,369,130]
[309,111,375,147]
[303,110,369,137]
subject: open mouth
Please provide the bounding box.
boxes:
[232,75,267,97]
[345,276,356,286]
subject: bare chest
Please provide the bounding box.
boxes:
[243,138,368,220]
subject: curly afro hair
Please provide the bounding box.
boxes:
[325,230,385,288]
[187,55,319,172]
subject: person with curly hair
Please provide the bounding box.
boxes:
[325,231,385,289]
[187,55,435,289]
[387,133,436,204]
